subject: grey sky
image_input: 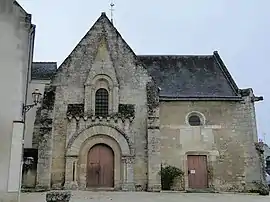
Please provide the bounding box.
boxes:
[18,0,270,143]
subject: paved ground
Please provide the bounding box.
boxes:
[21,191,270,202]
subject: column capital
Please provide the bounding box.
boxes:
[121,156,135,164]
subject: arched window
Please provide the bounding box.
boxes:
[95,88,109,117]
[188,115,201,126]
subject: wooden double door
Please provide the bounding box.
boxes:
[87,144,114,188]
[187,155,208,189]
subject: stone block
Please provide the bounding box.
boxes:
[46,191,71,202]
[121,182,136,191]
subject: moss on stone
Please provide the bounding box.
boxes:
[42,86,56,110]
[118,104,135,118]
[146,80,159,114]
[66,104,84,117]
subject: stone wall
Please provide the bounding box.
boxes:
[30,12,263,193]
[49,85,149,189]
[34,85,56,190]
[159,89,262,192]
[47,14,151,189]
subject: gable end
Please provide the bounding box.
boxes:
[213,51,239,95]
[52,12,142,85]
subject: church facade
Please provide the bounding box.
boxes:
[25,12,265,192]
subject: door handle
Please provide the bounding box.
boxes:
[188,170,190,174]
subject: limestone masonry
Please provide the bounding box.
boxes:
[22,12,264,192]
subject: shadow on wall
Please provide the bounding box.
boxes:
[22,148,38,188]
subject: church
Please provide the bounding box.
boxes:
[22,12,265,192]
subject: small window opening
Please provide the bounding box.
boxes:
[188,115,201,126]
[95,88,109,117]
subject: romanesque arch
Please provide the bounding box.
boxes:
[64,124,134,190]
[66,124,131,156]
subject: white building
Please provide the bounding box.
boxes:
[0,1,35,201]
[22,62,56,188]
[24,62,57,149]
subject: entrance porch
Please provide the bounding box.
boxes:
[64,125,135,191]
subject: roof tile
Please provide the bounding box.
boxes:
[31,62,57,80]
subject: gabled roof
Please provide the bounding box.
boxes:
[36,12,243,100]
[31,62,57,80]
[138,51,242,100]
[54,12,138,79]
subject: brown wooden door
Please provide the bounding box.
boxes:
[187,155,208,189]
[87,144,114,188]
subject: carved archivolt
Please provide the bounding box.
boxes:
[66,124,132,156]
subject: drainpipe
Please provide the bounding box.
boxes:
[23,23,35,130]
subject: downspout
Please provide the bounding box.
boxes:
[22,24,35,137]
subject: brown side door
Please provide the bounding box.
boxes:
[187,155,208,189]
[87,144,114,188]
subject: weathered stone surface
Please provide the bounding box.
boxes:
[46,191,71,202]
[159,89,263,192]
[30,12,263,193]
[34,85,56,190]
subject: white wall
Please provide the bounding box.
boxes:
[24,80,50,148]
[0,0,35,198]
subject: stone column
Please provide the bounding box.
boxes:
[147,108,162,192]
[121,156,135,191]
[64,156,78,190]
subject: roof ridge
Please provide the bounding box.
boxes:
[138,54,213,57]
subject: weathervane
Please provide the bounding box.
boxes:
[110,1,115,25]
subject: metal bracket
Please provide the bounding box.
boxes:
[22,104,35,115]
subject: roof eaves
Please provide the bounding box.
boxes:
[159,95,243,101]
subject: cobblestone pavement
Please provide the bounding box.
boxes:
[21,191,270,202]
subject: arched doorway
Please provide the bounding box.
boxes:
[86,143,114,188]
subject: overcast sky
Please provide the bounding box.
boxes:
[18,0,270,143]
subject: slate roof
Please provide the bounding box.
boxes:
[31,12,242,100]
[31,62,57,80]
[31,52,242,100]
[138,51,242,100]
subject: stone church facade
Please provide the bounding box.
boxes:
[26,12,265,192]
